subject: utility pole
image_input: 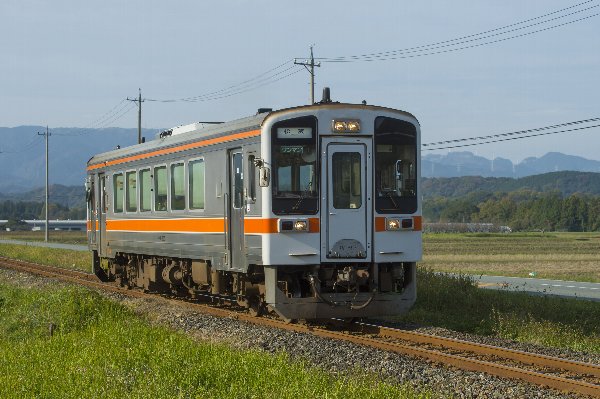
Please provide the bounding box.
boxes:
[294,46,321,104]
[37,127,51,242]
[127,88,145,144]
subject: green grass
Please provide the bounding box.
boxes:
[397,269,600,353]
[422,232,600,282]
[0,283,431,399]
[0,243,90,271]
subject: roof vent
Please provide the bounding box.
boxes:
[257,108,272,114]
[159,129,173,138]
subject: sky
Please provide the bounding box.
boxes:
[1,0,599,162]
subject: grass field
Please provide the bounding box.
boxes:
[422,232,600,282]
[0,243,90,271]
[0,283,430,399]
[398,269,600,353]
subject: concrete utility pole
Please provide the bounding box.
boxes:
[127,88,145,144]
[294,46,321,104]
[37,126,51,242]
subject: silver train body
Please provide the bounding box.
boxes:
[86,101,422,320]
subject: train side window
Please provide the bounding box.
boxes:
[125,171,137,212]
[113,173,124,213]
[189,159,205,210]
[171,163,185,211]
[139,169,151,212]
[154,166,167,211]
[247,155,256,203]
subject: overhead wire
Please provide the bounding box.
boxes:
[54,101,137,137]
[316,1,598,62]
[146,60,300,103]
[423,121,600,151]
[422,117,600,147]
[0,134,43,154]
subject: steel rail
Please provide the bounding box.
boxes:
[345,321,600,378]
[1,257,599,397]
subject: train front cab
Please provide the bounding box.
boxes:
[259,105,421,320]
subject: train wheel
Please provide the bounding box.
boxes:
[248,297,265,317]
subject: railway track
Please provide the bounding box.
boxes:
[1,256,599,397]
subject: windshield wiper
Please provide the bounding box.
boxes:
[292,181,314,211]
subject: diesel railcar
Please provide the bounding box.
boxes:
[86,92,422,320]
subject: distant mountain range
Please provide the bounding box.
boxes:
[0,126,155,193]
[2,125,600,193]
[423,151,600,178]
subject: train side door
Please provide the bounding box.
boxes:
[98,173,106,255]
[321,137,372,261]
[87,176,96,246]
[228,150,246,270]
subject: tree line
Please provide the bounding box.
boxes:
[424,190,600,232]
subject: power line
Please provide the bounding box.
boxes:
[146,60,301,103]
[0,134,43,154]
[53,102,136,137]
[84,99,128,128]
[422,117,600,147]
[316,2,598,62]
[423,122,600,151]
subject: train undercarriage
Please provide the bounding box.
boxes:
[93,251,415,321]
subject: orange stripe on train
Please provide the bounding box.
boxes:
[102,217,320,234]
[87,129,261,171]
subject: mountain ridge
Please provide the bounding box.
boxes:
[423,151,600,178]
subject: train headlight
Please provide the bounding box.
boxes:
[279,219,309,232]
[385,217,414,231]
[386,218,401,231]
[333,120,347,132]
[332,119,361,133]
[293,220,308,231]
[347,120,361,132]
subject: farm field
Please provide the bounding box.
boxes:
[422,232,600,283]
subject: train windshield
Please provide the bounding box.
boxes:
[374,117,418,214]
[271,116,318,215]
